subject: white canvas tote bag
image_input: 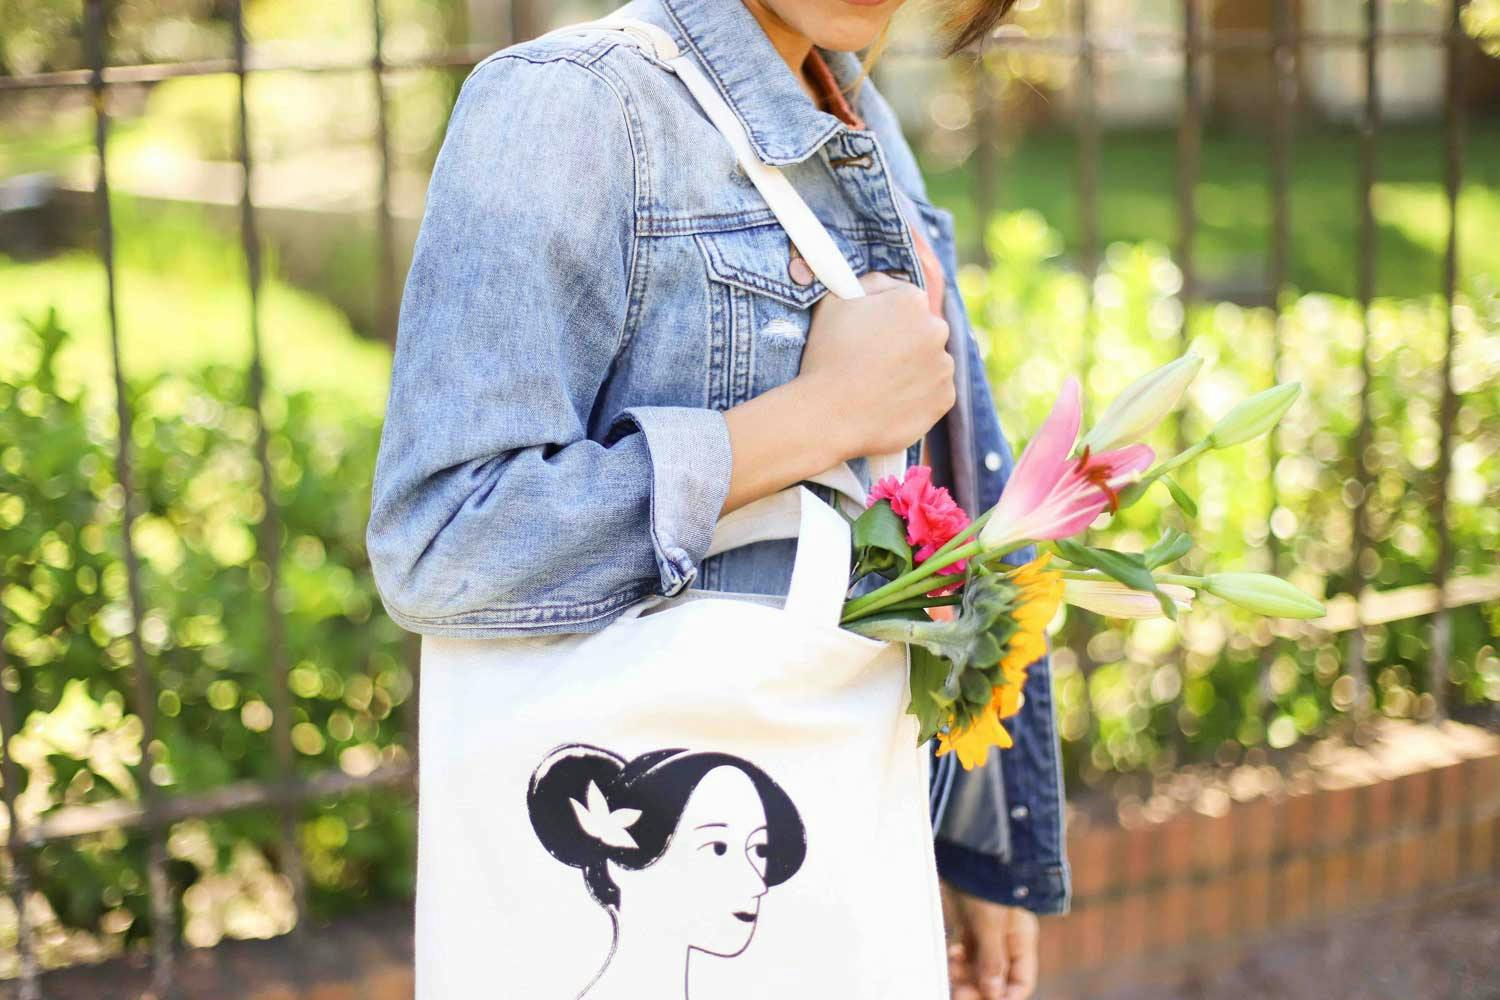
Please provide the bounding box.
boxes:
[416,16,947,1000]
[418,490,948,999]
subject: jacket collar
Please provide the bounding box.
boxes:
[660,0,865,166]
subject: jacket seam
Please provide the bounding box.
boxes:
[575,55,645,360]
[383,580,658,633]
[582,48,654,359]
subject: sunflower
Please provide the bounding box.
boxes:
[935,554,1063,769]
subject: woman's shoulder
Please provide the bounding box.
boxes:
[460,25,675,127]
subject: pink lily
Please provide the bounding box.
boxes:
[979,378,1154,553]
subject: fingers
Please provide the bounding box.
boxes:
[857,270,911,295]
[970,911,1012,1000]
[1002,911,1040,1000]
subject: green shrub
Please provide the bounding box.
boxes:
[2,310,411,960]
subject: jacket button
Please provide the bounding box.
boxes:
[1010,805,1029,820]
[984,451,1002,472]
[788,255,816,287]
[1012,886,1030,900]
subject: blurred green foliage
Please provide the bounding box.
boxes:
[2,305,412,960]
[962,210,1499,785]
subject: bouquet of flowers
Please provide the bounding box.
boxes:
[840,355,1324,769]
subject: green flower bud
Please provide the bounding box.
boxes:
[1081,354,1203,453]
[1201,573,1324,619]
[1207,383,1301,449]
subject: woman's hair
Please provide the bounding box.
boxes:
[852,1,1020,95]
[527,744,807,909]
[939,0,1021,55]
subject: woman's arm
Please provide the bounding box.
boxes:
[368,54,721,634]
[368,53,955,636]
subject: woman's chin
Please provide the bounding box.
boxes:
[694,922,759,959]
[812,21,886,52]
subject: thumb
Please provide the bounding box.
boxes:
[858,270,912,295]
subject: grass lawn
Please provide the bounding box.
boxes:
[921,120,1500,300]
[0,198,391,416]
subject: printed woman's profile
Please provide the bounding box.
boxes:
[527,744,808,999]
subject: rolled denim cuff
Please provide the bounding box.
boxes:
[935,838,1071,916]
[608,406,732,597]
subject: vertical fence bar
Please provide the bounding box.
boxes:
[972,45,998,265]
[1167,0,1203,763]
[1347,0,1380,710]
[1176,0,1201,315]
[1258,0,1295,714]
[371,0,398,346]
[84,1,178,993]
[1075,0,1100,327]
[230,0,308,924]
[1429,0,1465,720]
[1068,0,1102,698]
[0,617,41,1000]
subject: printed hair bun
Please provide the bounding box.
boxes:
[527,743,628,868]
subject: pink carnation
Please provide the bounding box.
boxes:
[868,465,972,582]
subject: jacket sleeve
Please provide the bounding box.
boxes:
[931,326,1072,916]
[366,53,732,637]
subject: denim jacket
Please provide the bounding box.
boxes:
[366,0,1069,915]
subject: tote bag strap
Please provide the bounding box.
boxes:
[703,486,851,627]
[543,14,908,487]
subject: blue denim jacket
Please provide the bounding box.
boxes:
[367,0,1069,915]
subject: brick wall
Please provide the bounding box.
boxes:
[1040,721,1500,998]
[33,723,1500,1000]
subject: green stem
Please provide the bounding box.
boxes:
[842,539,1031,624]
[1060,569,1205,589]
[868,510,992,604]
[842,615,934,644]
[841,540,984,623]
[1129,439,1211,500]
[878,595,963,614]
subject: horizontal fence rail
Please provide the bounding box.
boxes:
[0,0,1482,996]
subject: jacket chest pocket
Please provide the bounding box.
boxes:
[694,223,867,408]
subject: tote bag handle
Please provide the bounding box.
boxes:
[544,14,909,487]
[703,486,852,628]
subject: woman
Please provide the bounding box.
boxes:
[528,744,807,998]
[368,2,1068,998]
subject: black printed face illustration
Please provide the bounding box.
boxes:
[611,765,770,958]
[527,746,806,999]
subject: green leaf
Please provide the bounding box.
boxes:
[1055,539,1178,621]
[1163,476,1199,518]
[1056,540,1154,591]
[851,500,913,581]
[907,646,952,743]
[1142,528,1193,569]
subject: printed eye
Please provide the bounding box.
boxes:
[699,841,728,856]
[746,829,770,876]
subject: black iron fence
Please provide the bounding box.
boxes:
[0,1,1488,997]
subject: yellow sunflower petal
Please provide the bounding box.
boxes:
[935,711,1014,769]
[991,682,1024,719]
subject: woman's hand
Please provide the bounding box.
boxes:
[942,882,1040,1000]
[720,272,954,515]
[799,271,955,460]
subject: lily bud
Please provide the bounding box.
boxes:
[1064,579,1194,619]
[1207,383,1301,450]
[1201,573,1324,619]
[1081,353,1203,453]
